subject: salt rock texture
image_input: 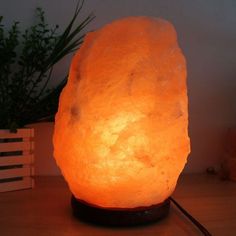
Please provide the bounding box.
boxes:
[53,17,190,208]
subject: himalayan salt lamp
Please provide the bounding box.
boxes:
[53,16,190,225]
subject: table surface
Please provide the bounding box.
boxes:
[0,174,236,236]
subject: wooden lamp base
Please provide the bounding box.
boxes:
[71,195,170,226]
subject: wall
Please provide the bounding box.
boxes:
[2,0,236,175]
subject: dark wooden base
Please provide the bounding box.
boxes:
[71,195,170,226]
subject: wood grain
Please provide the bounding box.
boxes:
[0,128,34,139]
[0,177,34,192]
[0,174,235,236]
[0,154,33,166]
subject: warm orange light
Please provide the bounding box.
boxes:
[53,17,190,209]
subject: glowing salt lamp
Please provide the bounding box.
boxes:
[53,16,190,225]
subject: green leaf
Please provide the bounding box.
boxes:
[0,0,94,129]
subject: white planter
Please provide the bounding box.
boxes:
[0,128,34,192]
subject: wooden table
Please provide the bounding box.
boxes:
[0,174,236,236]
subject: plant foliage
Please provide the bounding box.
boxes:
[0,0,94,130]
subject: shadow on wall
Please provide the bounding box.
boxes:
[29,122,60,176]
[184,47,235,173]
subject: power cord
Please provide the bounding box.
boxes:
[170,197,212,236]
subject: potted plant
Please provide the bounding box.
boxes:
[0,0,94,191]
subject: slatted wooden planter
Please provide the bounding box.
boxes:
[0,128,34,192]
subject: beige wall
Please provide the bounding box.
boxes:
[2,0,236,174]
[30,123,60,175]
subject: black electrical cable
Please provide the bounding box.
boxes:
[170,197,212,236]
